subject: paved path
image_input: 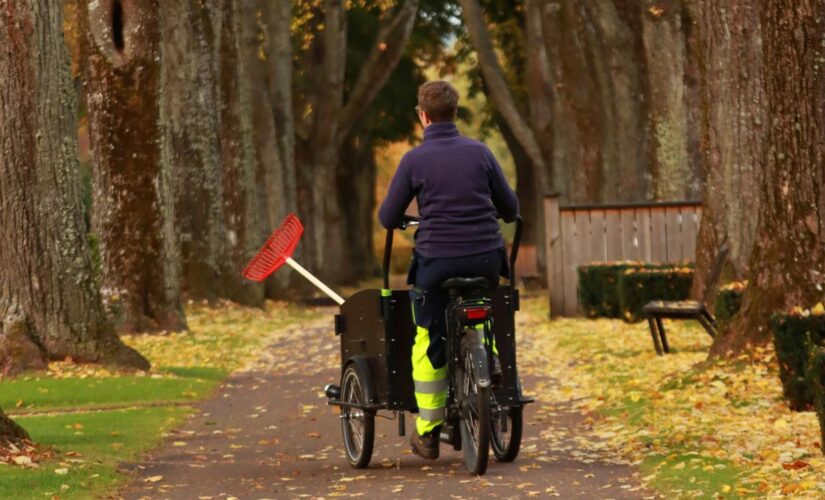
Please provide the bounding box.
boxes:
[120,315,653,499]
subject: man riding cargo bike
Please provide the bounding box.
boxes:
[378,81,521,467]
[246,80,531,476]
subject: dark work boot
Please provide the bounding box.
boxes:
[411,426,440,459]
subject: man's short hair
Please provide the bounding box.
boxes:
[418,81,459,122]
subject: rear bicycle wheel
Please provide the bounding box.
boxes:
[340,363,374,468]
[458,330,491,475]
[491,404,523,462]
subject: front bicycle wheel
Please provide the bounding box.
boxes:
[458,330,491,475]
[340,363,374,468]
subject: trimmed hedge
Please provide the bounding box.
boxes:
[578,262,669,318]
[714,281,747,324]
[807,343,825,453]
[617,267,694,322]
[771,309,825,411]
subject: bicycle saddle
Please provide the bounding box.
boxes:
[440,276,490,291]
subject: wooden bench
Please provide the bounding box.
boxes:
[643,243,730,355]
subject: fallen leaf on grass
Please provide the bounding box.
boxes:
[782,460,810,470]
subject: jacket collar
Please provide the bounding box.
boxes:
[423,121,459,141]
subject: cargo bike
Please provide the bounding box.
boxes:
[323,216,533,475]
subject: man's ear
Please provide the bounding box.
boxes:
[421,111,432,126]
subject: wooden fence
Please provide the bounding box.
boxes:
[544,195,702,317]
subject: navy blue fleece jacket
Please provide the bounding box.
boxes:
[378,122,519,258]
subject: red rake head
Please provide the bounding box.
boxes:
[242,213,304,281]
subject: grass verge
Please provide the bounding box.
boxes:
[517,296,824,498]
[0,300,324,499]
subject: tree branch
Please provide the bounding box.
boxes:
[337,0,420,144]
[458,0,547,174]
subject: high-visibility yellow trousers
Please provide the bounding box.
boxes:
[412,323,448,435]
[412,321,497,436]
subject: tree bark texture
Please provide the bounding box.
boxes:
[711,0,825,357]
[160,0,230,302]
[216,0,266,305]
[261,0,297,223]
[81,0,187,332]
[0,0,149,374]
[691,1,765,302]
[246,0,295,297]
[463,0,706,205]
[641,0,701,200]
[547,1,653,203]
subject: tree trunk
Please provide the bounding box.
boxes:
[641,0,701,200]
[81,0,187,332]
[710,0,825,357]
[691,1,765,302]
[217,0,265,305]
[0,410,28,442]
[245,0,295,297]
[160,0,230,302]
[0,0,148,374]
[297,0,419,285]
[261,0,297,221]
[336,135,379,282]
[496,112,539,247]
[459,0,548,187]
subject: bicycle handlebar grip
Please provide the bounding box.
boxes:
[398,214,420,230]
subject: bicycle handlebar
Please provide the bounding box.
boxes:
[382,214,524,297]
[398,215,420,230]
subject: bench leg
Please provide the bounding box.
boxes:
[698,313,718,339]
[655,317,670,354]
[647,317,664,356]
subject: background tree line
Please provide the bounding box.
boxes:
[1,0,823,434]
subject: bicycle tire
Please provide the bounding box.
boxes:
[491,405,523,462]
[340,362,375,468]
[458,329,491,475]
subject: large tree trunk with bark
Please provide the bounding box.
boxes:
[160,0,229,302]
[691,1,765,302]
[0,0,148,376]
[297,0,347,284]
[216,0,266,305]
[549,1,652,203]
[81,0,186,332]
[710,0,825,357]
[641,0,701,200]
